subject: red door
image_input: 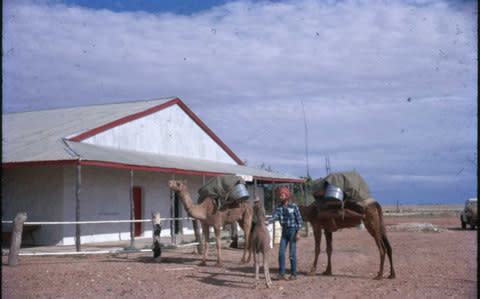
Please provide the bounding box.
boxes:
[132,186,143,237]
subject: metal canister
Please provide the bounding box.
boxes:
[229,183,250,201]
[324,184,344,202]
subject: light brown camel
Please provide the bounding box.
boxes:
[249,198,272,289]
[298,201,395,280]
[168,179,253,267]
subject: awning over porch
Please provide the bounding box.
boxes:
[66,141,304,183]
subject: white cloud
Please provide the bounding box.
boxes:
[2,0,477,204]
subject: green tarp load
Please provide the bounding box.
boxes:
[312,171,372,209]
[198,175,248,208]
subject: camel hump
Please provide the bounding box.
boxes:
[198,175,247,207]
[362,197,377,207]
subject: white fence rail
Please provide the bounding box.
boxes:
[2,215,212,261]
[1,217,193,225]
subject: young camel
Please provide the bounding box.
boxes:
[298,201,395,280]
[249,198,272,289]
[168,179,252,266]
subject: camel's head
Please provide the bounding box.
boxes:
[168,179,188,192]
[253,200,266,222]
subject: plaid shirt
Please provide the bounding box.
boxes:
[268,202,303,231]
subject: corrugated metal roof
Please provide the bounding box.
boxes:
[2,98,176,162]
[66,141,302,182]
[2,98,304,182]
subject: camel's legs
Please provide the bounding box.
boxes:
[230,223,238,248]
[323,231,333,275]
[253,251,259,289]
[364,207,386,280]
[263,252,272,288]
[383,233,396,279]
[200,223,209,266]
[241,217,252,264]
[308,223,322,276]
[214,226,223,267]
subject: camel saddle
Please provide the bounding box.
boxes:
[198,175,247,208]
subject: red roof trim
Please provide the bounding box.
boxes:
[175,100,244,165]
[68,97,244,165]
[2,160,304,183]
[69,99,179,142]
[253,176,306,184]
[2,160,78,168]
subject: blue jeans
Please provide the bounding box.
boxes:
[279,227,297,275]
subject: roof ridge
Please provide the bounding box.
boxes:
[3,97,178,115]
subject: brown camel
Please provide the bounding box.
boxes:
[249,198,272,289]
[298,201,395,280]
[168,179,253,266]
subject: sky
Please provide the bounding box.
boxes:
[2,0,477,205]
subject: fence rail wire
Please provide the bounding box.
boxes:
[1,217,194,225]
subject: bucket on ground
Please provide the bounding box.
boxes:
[273,222,282,245]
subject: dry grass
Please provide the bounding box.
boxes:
[382,205,462,217]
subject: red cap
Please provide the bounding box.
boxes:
[278,187,290,198]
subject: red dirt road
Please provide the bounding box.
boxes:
[2,216,477,298]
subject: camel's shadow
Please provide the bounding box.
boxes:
[134,255,201,264]
[185,270,252,289]
[447,227,476,231]
[309,272,369,280]
[100,254,200,264]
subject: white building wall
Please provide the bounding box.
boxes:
[60,166,212,245]
[82,104,237,164]
[2,166,64,245]
[61,165,132,245]
[2,165,261,246]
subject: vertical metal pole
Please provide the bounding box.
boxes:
[170,174,176,245]
[303,183,309,236]
[271,182,276,245]
[253,179,257,199]
[75,163,82,252]
[130,169,135,249]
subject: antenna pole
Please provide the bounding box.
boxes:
[301,100,310,178]
[325,156,331,175]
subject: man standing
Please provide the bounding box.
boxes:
[267,186,303,281]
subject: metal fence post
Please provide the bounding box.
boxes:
[129,169,135,249]
[75,163,82,252]
[170,174,176,245]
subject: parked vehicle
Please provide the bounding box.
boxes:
[460,198,477,230]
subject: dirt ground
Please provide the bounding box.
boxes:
[2,215,477,299]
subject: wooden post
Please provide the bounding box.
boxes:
[152,212,162,261]
[8,212,27,266]
[75,163,82,252]
[129,169,135,249]
[170,174,176,245]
